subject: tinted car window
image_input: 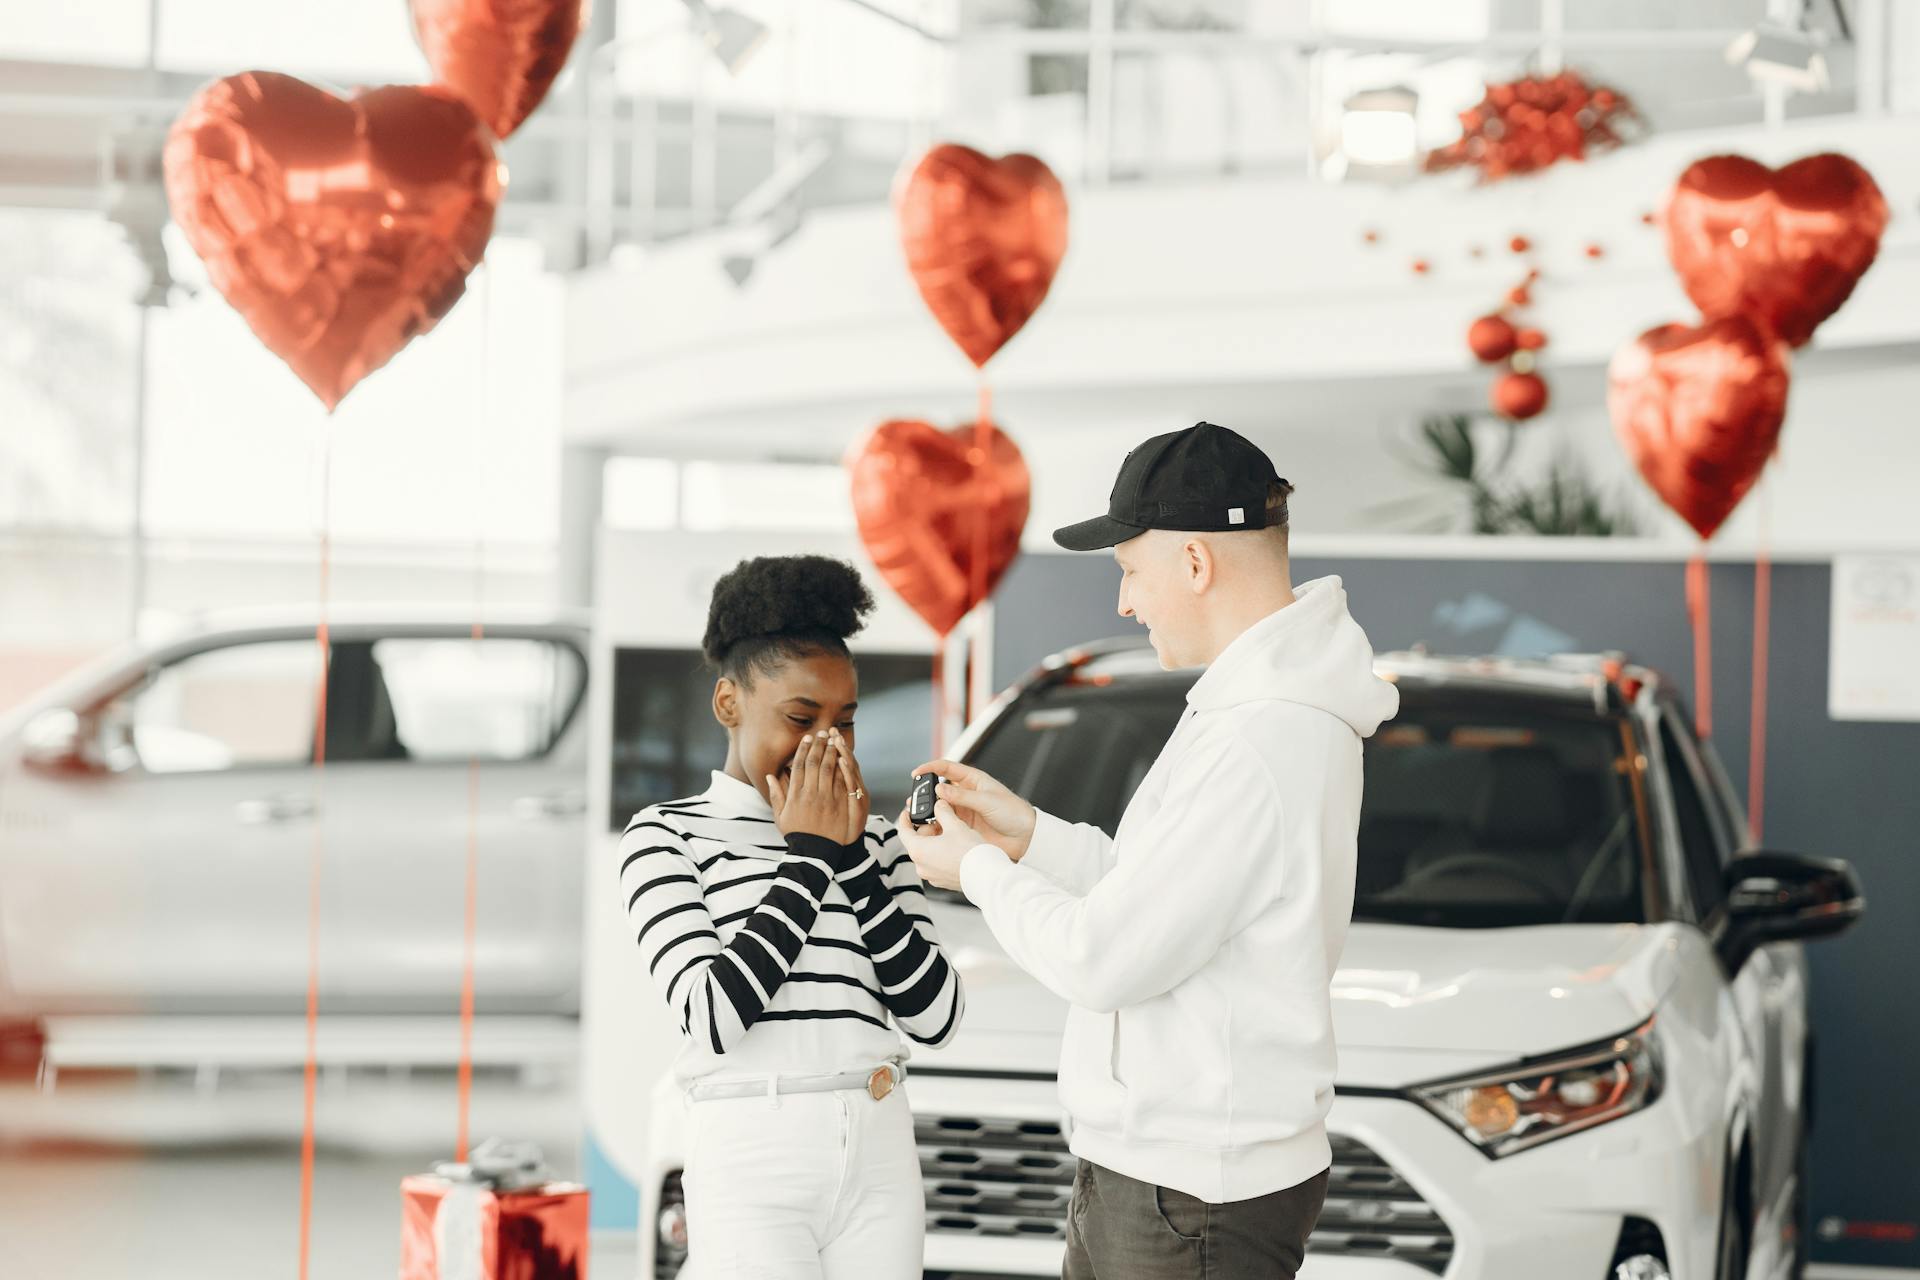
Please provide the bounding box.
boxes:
[1358,707,1642,927]
[1660,714,1729,920]
[962,677,1645,928]
[372,637,584,763]
[962,677,1190,838]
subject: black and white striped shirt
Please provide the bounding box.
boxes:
[618,770,965,1083]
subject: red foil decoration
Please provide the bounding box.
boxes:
[1664,152,1888,348]
[1426,71,1642,182]
[848,418,1031,636]
[1608,315,1791,539]
[164,72,501,411]
[1491,370,1549,420]
[1467,314,1518,363]
[897,145,1069,368]
[410,0,587,140]
[401,1174,588,1279]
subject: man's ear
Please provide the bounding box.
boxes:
[713,677,742,729]
[1184,538,1215,594]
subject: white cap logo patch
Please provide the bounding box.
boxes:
[1228,507,1246,525]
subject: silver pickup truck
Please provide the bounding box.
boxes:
[0,608,591,1026]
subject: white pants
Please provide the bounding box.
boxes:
[681,1080,924,1279]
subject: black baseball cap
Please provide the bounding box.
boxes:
[1052,422,1287,551]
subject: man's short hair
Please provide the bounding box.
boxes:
[1265,479,1294,551]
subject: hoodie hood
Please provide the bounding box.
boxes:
[1185,575,1399,737]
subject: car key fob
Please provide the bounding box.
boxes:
[909,773,944,827]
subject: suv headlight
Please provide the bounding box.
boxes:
[1409,1019,1662,1158]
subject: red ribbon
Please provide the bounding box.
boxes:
[455,271,493,1163]
[968,379,998,728]
[1748,550,1770,844]
[1685,552,1712,741]
[930,644,946,759]
[457,614,482,1161]
[297,423,336,1280]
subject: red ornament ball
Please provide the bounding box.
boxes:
[1515,327,1548,351]
[1492,370,1550,420]
[1509,235,1532,254]
[1467,314,1519,362]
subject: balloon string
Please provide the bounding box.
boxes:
[457,675,479,1161]
[297,416,335,1280]
[1749,484,1773,845]
[969,376,994,725]
[1686,551,1712,740]
[931,640,946,759]
[456,265,491,1162]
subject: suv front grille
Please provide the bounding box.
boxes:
[1315,1133,1456,1274]
[918,1113,1076,1240]
[916,1116,1456,1275]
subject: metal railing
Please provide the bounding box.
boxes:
[571,1,1897,264]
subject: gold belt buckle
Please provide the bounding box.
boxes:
[867,1066,894,1102]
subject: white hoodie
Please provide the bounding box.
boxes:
[959,576,1400,1203]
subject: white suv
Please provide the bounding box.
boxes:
[639,642,1862,1280]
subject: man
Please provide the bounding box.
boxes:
[899,422,1399,1280]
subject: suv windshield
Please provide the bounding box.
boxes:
[958,673,1644,928]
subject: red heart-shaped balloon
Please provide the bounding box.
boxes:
[1665,152,1886,348]
[410,0,587,140]
[1607,315,1790,540]
[897,145,1069,368]
[848,419,1032,636]
[164,73,501,412]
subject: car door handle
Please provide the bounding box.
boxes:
[236,795,317,825]
[512,790,587,821]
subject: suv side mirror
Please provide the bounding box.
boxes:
[20,708,103,773]
[1720,851,1864,975]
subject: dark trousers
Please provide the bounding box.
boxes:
[1062,1159,1330,1280]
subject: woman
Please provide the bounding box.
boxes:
[616,554,963,1278]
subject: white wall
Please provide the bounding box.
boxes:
[564,115,1920,429]
[1004,353,1920,555]
[562,113,1920,554]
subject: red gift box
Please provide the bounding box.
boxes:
[401,1139,589,1280]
